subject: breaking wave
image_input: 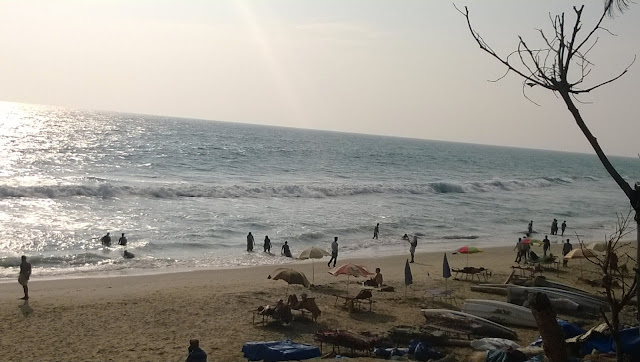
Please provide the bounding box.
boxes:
[0,176,584,200]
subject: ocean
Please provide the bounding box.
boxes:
[1,101,638,279]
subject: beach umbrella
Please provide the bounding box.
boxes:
[443,253,451,293]
[586,242,608,253]
[404,259,413,298]
[298,246,330,285]
[564,248,598,277]
[452,245,483,266]
[522,238,543,246]
[269,268,310,297]
[329,263,374,295]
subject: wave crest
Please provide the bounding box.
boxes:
[0,176,581,200]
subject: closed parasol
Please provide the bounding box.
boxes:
[298,246,331,285]
[329,263,374,294]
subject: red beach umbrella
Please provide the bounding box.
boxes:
[329,263,374,294]
[452,246,483,266]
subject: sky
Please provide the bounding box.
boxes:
[0,0,638,156]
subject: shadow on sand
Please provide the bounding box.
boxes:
[19,300,34,317]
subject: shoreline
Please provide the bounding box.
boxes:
[0,236,570,283]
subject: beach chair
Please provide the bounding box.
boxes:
[452,267,489,282]
[287,294,321,321]
[424,288,458,306]
[333,289,373,312]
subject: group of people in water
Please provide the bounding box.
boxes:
[527,219,567,236]
[99,232,134,259]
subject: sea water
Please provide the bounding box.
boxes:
[1,101,638,279]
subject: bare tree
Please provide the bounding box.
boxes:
[457,2,640,321]
[578,211,638,361]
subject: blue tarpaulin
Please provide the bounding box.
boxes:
[582,327,640,358]
[242,340,321,362]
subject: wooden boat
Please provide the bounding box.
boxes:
[506,286,608,313]
[462,299,537,328]
[421,309,518,340]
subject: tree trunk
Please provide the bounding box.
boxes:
[636,210,640,322]
[528,292,568,362]
[612,306,623,362]
[559,89,640,323]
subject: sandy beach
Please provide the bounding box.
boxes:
[0,243,636,361]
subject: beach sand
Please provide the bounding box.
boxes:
[0,244,636,361]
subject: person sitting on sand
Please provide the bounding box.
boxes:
[186,339,207,362]
[118,233,127,246]
[18,255,31,300]
[123,250,135,259]
[100,232,111,247]
[281,241,292,258]
[364,268,383,287]
[402,233,409,240]
[529,250,540,262]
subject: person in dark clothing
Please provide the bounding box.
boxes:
[281,241,292,257]
[123,250,135,259]
[562,239,573,267]
[247,232,254,252]
[328,237,338,267]
[542,235,550,257]
[100,232,112,247]
[118,233,127,246]
[373,223,379,239]
[561,220,567,236]
[263,236,271,253]
[186,339,207,362]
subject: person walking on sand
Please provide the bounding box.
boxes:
[18,255,31,300]
[561,220,567,236]
[118,233,127,246]
[281,241,292,258]
[408,236,418,263]
[263,235,271,253]
[246,232,254,252]
[542,235,550,257]
[373,223,379,239]
[562,239,572,267]
[514,238,523,263]
[328,237,338,267]
[100,232,111,247]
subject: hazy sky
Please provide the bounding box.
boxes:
[1,1,638,156]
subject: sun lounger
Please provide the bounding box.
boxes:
[452,267,490,282]
[314,330,381,356]
[287,294,321,321]
[424,289,457,305]
[333,289,373,312]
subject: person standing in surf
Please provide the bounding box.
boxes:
[246,232,254,252]
[527,221,533,235]
[373,223,379,239]
[100,232,111,247]
[328,237,338,267]
[263,235,271,253]
[281,241,292,257]
[561,220,567,236]
[118,233,127,246]
[18,255,32,300]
